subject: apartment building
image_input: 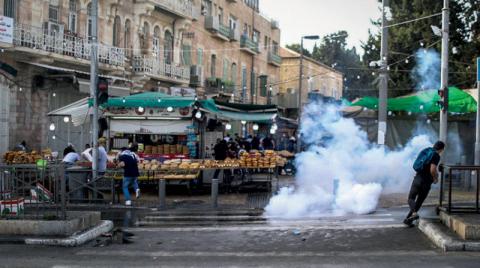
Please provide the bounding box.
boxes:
[189,0,281,104]
[276,47,344,118]
[0,0,281,153]
[0,0,198,153]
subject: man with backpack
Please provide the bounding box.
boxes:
[404,141,445,227]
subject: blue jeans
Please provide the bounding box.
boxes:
[122,177,139,201]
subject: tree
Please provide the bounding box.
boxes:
[363,0,480,92]
[285,43,311,57]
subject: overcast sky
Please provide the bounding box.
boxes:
[260,0,381,53]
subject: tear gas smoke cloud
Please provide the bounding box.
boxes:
[265,102,432,218]
[413,49,441,90]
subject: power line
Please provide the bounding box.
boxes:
[384,12,442,29]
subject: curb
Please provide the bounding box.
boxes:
[418,219,480,251]
[24,220,113,247]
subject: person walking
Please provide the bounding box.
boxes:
[97,138,109,176]
[118,145,140,206]
[212,139,228,180]
[403,141,445,227]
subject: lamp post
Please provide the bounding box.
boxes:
[297,35,319,153]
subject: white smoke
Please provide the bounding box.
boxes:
[265,101,432,218]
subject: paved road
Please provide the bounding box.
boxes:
[1,207,480,267]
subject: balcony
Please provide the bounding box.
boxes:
[267,51,282,67]
[205,16,231,42]
[226,0,238,3]
[240,35,259,55]
[149,0,195,20]
[132,56,190,84]
[12,24,125,68]
[273,92,299,109]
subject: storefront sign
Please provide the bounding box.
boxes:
[0,16,14,45]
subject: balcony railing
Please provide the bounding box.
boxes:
[240,35,259,54]
[151,0,194,19]
[268,51,282,66]
[13,24,125,67]
[132,56,190,83]
[218,24,232,39]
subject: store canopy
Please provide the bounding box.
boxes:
[47,97,91,127]
[199,99,277,122]
[103,92,195,108]
[350,87,477,114]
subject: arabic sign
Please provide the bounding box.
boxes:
[0,16,13,45]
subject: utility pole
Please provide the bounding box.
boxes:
[90,0,99,180]
[439,0,449,143]
[377,0,389,145]
[297,35,319,153]
[475,57,480,166]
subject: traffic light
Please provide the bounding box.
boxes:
[97,78,109,105]
[438,87,449,111]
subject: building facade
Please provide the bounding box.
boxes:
[0,0,280,154]
[276,47,343,118]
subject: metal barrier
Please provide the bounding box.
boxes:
[0,164,66,219]
[439,164,480,214]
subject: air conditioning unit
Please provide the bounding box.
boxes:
[43,21,64,37]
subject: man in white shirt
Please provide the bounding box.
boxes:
[98,138,108,175]
[81,144,93,162]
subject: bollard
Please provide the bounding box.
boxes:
[211,178,219,209]
[158,179,166,210]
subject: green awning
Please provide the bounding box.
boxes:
[199,99,277,122]
[103,92,195,108]
[350,87,477,114]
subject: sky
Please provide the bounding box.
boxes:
[260,0,381,53]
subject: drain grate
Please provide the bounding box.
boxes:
[247,193,272,209]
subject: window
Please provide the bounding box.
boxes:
[68,0,78,33]
[182,45,192,65]
[243,23,248,35]
[201,0,212,16]
[210,54,216,77]
[124,19,132,57]
[231,63,237,87]
[218,7,223,24]
[253,30,259,43]
[264,36,268,50]
[164,30,173,64]
[241,66,247,100]
[272,41,279,54]
[87,3,93,39]
[153,26,161,55]
[197,48,203,65]
[259,75,268,97]
[49,0,59,23]
[141,22,150,50]
[112,16,121,47]
[229,16,237,31]
[222,58,229,81]
[3,0,16,18]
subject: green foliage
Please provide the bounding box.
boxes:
[285,43,312,57]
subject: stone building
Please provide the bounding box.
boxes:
[275,47,344,119]
[188,0,281,104]
[0,0,281,154]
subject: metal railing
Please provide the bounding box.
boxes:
[218,24,232,39]
[132,55,191,83]
[439,164,480,214]
[13,24,126,67]
[268,51,282,65]
[240,35,259,53]
[151,0,194,18]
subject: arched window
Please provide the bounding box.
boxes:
[68,0,78,33]
[153,26,161,56]
[164,30,173,64]
[112,16,121,46]
[231,63,237,86]
[141,22,150,51]
[87,2,93,39]
[124,19,132,55]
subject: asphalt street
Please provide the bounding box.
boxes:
[1,206,480,267]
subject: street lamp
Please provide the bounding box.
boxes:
[297,35,319,153]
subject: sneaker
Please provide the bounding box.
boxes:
[136,189,141,199]
[403,218,415,227]
[407,214,420,223]
[125,200,132,206]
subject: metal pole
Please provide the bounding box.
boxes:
[90,0,99,180]
[474,58,480,166]
[212,178,219,208]
[296,37,304,153]
[377,0,389,145]
[439,0,449,143]
[159,179,166,210]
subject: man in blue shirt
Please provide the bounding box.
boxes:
[118,145,140,206]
